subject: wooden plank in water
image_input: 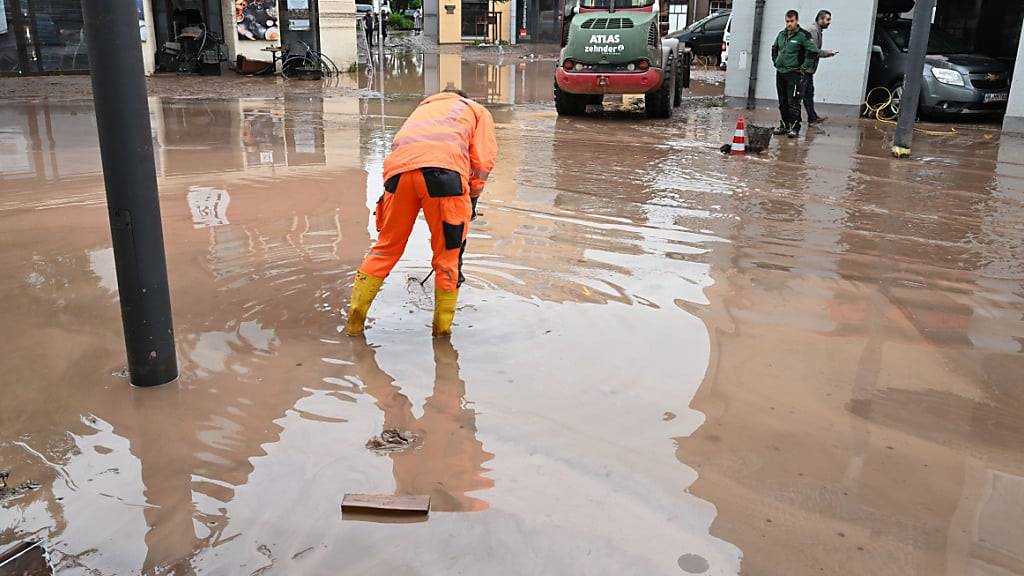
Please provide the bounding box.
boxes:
[342,494,430,514]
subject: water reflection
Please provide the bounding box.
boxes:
[5,72,1021,574]
[344,338,493,512]
[678,111,1024,575]
[0,87,747,574]
[358,50,555,106]
[0,94,370,573]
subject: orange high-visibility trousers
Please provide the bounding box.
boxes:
[359,169,472,292]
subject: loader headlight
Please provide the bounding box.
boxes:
[931,67,964,87]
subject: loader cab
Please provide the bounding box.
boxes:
[578,0,656,13]
[559,0,660,47]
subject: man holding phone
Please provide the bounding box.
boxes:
[803,10,836,125]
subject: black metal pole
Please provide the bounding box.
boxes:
[892,0,936,158]
[82,0,178,387]
[745,0,765,110]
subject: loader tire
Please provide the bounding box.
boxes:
[645,66,674,119]
[674,53,685,106]
[555,83,588,116]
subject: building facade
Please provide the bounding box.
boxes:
[664,0,731,34]
[724,0,1024,132]
[0,0,358,76]
[436,0,514,44]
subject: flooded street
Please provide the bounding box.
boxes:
[2,51,1023,575]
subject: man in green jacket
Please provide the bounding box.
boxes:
[772,10,818,138]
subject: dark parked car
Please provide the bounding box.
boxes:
[869,17,1011,117]
[666,10,730,60]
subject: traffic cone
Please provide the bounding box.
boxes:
[731,115,746,155]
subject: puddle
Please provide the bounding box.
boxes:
[1,51,1023,575]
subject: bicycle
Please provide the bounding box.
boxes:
[281,41,341,80]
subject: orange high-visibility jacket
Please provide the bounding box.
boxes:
[383,92,497,198]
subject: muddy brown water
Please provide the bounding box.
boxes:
[1,53,1023,576]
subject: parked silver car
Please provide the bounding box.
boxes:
[868,17,1011,117]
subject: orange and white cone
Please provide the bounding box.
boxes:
[731,115,746,155]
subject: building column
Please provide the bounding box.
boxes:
[141,0,157,74]
[438,0,462,43]
[1002,26,1024,134]
[508,0,517,43]
[319,0,359,70]
[424,0,440,40]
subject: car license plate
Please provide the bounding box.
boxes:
[984,92,1009,103]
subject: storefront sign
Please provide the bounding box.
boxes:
[237,0,281,41]
[287,0,312,32]
[521,0,526,38]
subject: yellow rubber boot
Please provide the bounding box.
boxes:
[345,271,384,336]
[432,288,459,337]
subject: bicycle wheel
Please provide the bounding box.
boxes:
[317,52,341,76]
[281,55,315,79]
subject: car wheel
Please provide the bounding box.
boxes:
[888,82,903,117]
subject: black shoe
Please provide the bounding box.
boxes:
[808,116,826,125]
[773,122,789,136]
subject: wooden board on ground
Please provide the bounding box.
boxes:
[342,494,430,514]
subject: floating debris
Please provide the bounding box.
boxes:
[365,429,417,453]
[0,470,41,502]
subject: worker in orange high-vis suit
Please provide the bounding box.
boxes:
[346,88,497,337]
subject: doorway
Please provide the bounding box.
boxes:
[151,0,224,72]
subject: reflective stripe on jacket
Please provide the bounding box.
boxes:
[383,92,498,198]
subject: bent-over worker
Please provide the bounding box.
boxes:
[345,88,497,337]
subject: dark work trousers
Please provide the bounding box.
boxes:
[802,73,819,122]
[776,71,806,129]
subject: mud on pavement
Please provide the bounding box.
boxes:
[1,44,1024,576]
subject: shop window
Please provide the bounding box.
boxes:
[461,0,488,38]
[709,0,730,13]
[0,0,91,75]
[0,0,149,76]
